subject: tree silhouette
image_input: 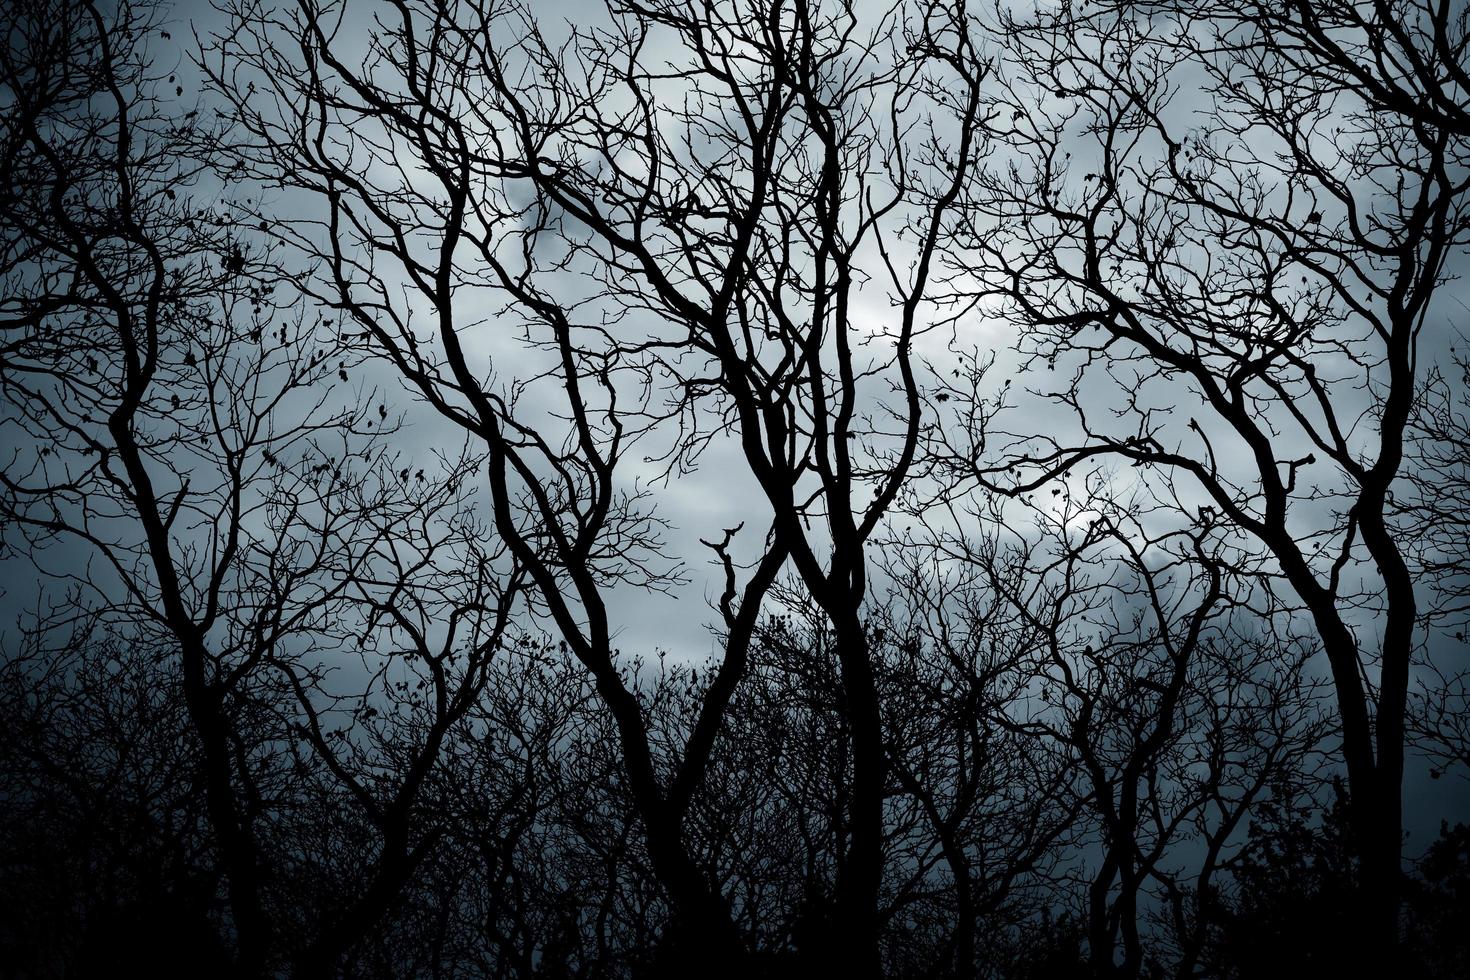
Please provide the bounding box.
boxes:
[0,0,1466,976]
[946,0,1470,963]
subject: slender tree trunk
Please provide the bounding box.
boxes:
[829,603,885,980]
[179,638,271,977]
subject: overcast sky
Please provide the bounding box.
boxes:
[4,0,1468,845]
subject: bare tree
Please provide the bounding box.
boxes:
[0,1,308,960]
[888,482,1326,977]
[4,0,1465,975]
[1399,346,1470,788]
[869,549,1088,977]
[208,0,989,972]
[0,630,233,974]
[1401,348,1470,628]
[947,0,1470,958]
[0,2,529,973]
